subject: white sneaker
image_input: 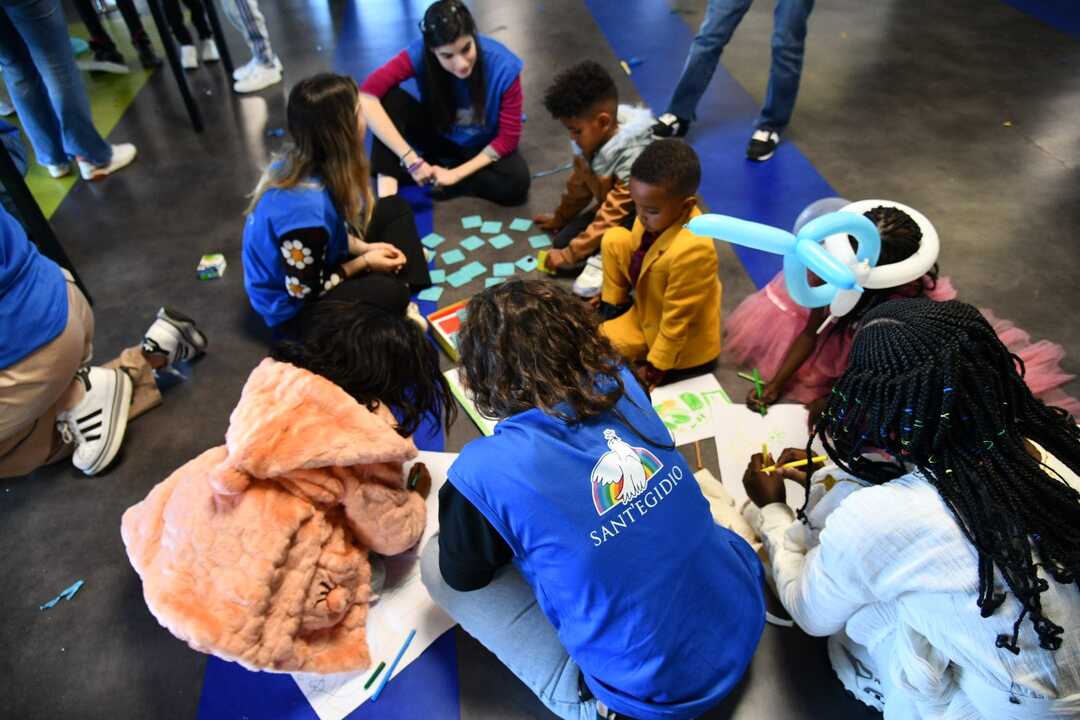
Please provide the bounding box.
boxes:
[45,162,72,178]
[233,61,282,93]
[142,307,208,368]
[572,255,604,298]
[406,301,429,332]
[180,45,198,69]
[78,143,137,181]
[233,55,282,81]
[200,38,220,62]
[56,367,133,476]
[0,99,14,117]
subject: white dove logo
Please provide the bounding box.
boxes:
[590,429,662,515]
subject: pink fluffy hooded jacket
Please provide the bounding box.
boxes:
[121,358,428,673]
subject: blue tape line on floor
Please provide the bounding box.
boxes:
[584,0,837,289]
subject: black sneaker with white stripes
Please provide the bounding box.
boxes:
[746,127,780,162]
[55,367,133,476]
[141,307,208,368]
[651,113,690,138]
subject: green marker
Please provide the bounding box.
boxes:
[364,661,386,690]
[739,369,768,416]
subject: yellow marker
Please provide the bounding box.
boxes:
[761,455,828,474]
[537,249,556,276]
[620,60,631,75]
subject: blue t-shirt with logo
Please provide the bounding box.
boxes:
[449,367,765,720]
[242,182,348,328]
[0,206,68,369]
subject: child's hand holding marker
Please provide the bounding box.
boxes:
[742,449,784,507]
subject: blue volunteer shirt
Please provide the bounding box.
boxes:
[0,206,68,369]
[242,182,348,328]
[449,367,765,720]
[407,35,523,149]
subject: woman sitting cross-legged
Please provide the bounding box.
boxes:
[243,73,431,340]
[741,297,1080,718]
[421,280,765,720]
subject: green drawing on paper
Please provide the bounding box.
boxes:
[653,389,730,433]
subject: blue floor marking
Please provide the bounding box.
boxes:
[585,0,836,289]
[199,5,456,720]
[1002,0,1080,39]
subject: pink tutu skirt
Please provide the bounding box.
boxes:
[724,273,1080,417]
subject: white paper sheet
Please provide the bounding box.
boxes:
[444,367,498,436]
[648,374,732,445]
[292,451,459,720]
[711,403,824,512]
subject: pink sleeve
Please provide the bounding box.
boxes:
[359,50,415,98]
[489,77,523,157]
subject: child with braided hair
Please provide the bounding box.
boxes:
[726,204,1079,418]
[740,298,1080,718]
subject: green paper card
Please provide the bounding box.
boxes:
[461,215,483,229]
[528,235,552,249]
[447,269,473,288]
[485,277,505,288]
[493,262,515,277]
[460,261,487,279]
[516,255,539,272]
[488,233,513,249]
[480,220,502,234]
[429,269,446,283]
[509,218,533,232]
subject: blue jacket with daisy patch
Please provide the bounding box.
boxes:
[242,182,348,328]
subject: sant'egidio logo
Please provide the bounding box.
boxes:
[590,429,663,516]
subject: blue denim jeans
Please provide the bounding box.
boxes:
[667,0,815,131]
[0,0,111,166]
[420,536,598,720]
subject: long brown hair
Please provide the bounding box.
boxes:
[247,73,373,229]
[457,280,625,424]
[419,0,485,135]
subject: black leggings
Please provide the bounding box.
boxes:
[162,0,212,45]
[278,195,430,341]
[369,87,531,207]
[70,0,149,47]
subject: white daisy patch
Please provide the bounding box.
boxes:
[285,276,311,298]
[323,273,342,292]
[281,239,313,269]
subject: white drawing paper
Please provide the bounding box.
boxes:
[648,374,732,446]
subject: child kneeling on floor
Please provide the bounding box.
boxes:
[599,139,720,391]
[536,60,654,297]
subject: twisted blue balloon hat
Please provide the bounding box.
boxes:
[687,199,940,320]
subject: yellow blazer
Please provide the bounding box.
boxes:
[601,206,722,370]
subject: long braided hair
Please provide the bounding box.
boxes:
[810,298,1080,653]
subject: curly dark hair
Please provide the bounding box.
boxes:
[457,279,626,423]
[630,138,701,197]
[542,60,617,120]
[418,0,485,135]
[271,302,455,437]
[812,297,1080,654]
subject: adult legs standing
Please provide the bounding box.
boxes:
[0,0,113,168]
[223,0,280,92]
[754,0,815,132]
[665,0,754,122]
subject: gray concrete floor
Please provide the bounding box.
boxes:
[1,1,1077,719]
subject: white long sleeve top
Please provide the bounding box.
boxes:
[745,447,1080,719]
